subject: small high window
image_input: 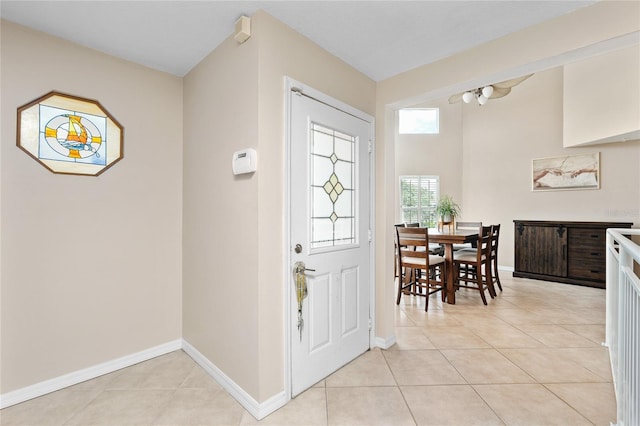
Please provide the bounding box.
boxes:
[398,108,439,134]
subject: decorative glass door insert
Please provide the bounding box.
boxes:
[310,123,357,250]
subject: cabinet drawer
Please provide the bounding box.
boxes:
[568,228,605,249]
[568,245,605,261]
[568,261,605,281]
[567,227,605,281]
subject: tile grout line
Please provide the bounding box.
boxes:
[379,349,418,426]
[539,383,598,425]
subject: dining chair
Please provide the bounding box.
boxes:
[490,224,502,292]
[405,222,445,256]
[396,221,442,279]
[396,226,446,311]
[453,227,495,305]
[452,221,482,251]
[456,225,491,282]
[394,224,406,279]
[395,222,425,283]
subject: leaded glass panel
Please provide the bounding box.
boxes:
[313,155,333,186]
[313,130,333,157]
[312,187,333,217]
[334,137,353,162]
[334,161,352,188]
[310,122,356,249]
[311,218,333,248]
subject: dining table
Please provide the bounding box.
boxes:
[428,228,479,304]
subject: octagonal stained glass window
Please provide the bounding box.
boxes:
[17,91,123,176]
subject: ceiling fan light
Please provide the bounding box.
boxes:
[477,95,488,105]
[462,92,474,103]
[482,85,494,98]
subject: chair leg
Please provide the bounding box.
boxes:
[413,269,420,292]
[478,275,488,305]
[485,265,496,299]
[440,264,447,303]
[493,259,503,291]
[396,269,407,305]
[423,284,429,312]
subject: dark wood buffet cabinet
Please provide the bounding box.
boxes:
[513,220,633,288]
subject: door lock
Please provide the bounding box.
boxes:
[294,244,302,253]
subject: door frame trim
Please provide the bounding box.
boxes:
[283,77,375,399]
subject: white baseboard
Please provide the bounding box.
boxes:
[375,334,396,349]
[1,338,289,420]
[498,264,514,272]
[0,339,182,409]
[182,339,288,420]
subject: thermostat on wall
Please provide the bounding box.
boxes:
[232,148,257,175]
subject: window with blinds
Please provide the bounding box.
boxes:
[399,175,440,227]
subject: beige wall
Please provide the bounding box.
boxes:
[395,67,640,271]
[182,19,261,398]
[462,67,640,268]
[376,1,640,342]
[395,98,463,212]
[1,21,183,393]
[182,11,375,402]
[564,45,640,146]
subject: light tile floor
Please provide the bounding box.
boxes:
[1,276,616,425]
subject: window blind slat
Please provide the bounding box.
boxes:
[399,175,440,227]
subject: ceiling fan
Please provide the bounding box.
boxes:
[448,74,534,105]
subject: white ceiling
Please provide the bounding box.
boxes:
[1,1,597,81]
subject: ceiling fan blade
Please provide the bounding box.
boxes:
[489,87,511,99]
[448,73,533,104]
[448,92,464,104]
[492,73,533,89]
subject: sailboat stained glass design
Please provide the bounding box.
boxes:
[17,92,123,176]
[310,123,357,249]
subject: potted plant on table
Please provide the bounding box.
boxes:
[435,195,461,224]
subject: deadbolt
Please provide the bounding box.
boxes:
[294,244,302,253]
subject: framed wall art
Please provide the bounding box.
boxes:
[532,152,600,191]
[17,91,123,176]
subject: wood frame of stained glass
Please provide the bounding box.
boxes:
[17,91,124,176]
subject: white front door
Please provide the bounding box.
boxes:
[289,85,372,397]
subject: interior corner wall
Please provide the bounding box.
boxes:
[461,67,640,269]
[219,11,375,402]
[182,10,375,405]
[182,30,261,398]
[0,20,183,393]
[252,11,376,401]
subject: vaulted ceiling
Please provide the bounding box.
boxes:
[0,1,597,81]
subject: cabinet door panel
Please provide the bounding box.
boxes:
[515,225,567,277]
